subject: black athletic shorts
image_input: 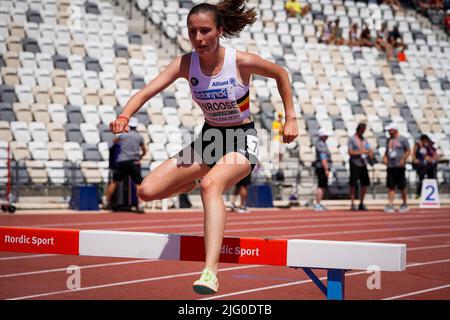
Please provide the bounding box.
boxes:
[236,174,251,186]
[182,122,258,171]
[315,167,328,189]
[349,163,371,187]
[386,167,406,190]
[113,160,143,185]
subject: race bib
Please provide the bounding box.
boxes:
[388,149,397,158]
[246,135,259,158]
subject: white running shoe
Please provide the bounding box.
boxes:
[398,204,409,213]
[193,268,218,295]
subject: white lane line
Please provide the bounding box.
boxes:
[113,217,450,233]
[383,284,450,300]
[360,233,450,242]
[201,258,450,300]
[20,211,450,228]
[5,246,450,300]
[0,254,55,261]
[268,225,450,239]
[0,259,153,278]
[407,244,450,251]
[6,265,259,300]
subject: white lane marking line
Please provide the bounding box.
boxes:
[201,258,450,300]
[6,265,259,300]
[383,284,450,300]
[5,248,450,300]
[269,225,450,239]
[23,211,450,228]
[114,217,450,233]
[0,259,153,278]
[0,254,55,261]
[407,244,450,251]
[360,232,450,242]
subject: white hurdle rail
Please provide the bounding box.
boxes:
[0,226,406,300]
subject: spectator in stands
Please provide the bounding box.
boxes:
[360,23,375,47]
[104,117,146,213]
[445,10,450,34]
[319,20,334,44]
[383,123,411,213]
[332,19,345,45]
[313,128,332,211]
[348,123,374,211]
[285,0,301,17]
[384,0,402,10]
[109,0,298,295]
[427,1,446,25]
[230,173,251,213]
[285,0,310,18]
[417,0,444,16]
[348,23,360,47]
[388,25,407,57]
[412,134,438,198]
[272,111,285,162]
[375,22,394,60]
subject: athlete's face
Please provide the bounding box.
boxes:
[187,12,222,54]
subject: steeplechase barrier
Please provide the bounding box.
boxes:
[0,226,406,300]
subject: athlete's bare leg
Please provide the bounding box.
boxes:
[199,152,252,274]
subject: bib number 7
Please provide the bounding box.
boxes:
[246,135,259,157]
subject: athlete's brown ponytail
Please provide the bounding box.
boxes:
[188,0,257,38]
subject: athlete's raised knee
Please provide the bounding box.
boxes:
[138,185,163,202]
[200,177,224,197]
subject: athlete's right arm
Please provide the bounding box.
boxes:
[110,54,190,134]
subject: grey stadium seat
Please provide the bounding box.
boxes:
[53,54,71,70]
[98,124,116,147]
[22,37,40,53]
[0,102,16,121]
[376,134,387,148]
[0,85,18,103]
[131,75,145,89]
[128,32,142,45]
[162,94,177,108]
[135,108,150,126]
[64,160,84,184]
[332,116,345,130]
[85,2,100,15]
[375,76,386,87]
[440,79,450,90]
[82,143,102,161]
[67,105,84,124]
[84,56,102,72]
[26,9,43,24]
[64,123,83,143]
[11,160,31,185]
[114,44,129,59]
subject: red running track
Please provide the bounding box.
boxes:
[0,208,450,300]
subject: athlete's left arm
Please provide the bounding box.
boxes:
[237,51,298,144]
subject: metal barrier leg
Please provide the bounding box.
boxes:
[327,269,345,300]
[302,268,346,300]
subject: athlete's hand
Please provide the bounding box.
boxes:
[283,117,298,144]
[110,117,129,134]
